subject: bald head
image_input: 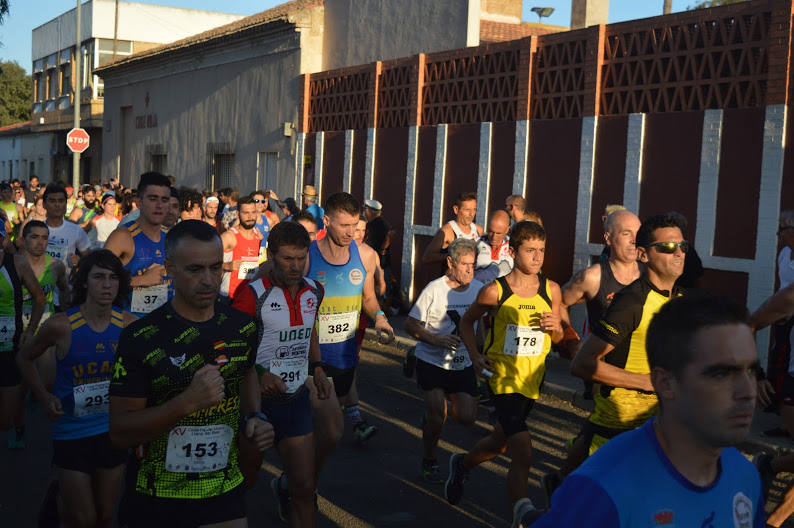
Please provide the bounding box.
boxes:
[487,209,511,247]
[605,209,639,237]
[605,209,641,264]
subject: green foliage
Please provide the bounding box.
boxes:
[0,1,8,24]
[0,61,32,127]
[689,0,747,9]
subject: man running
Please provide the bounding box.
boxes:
[105,172,172,318]
[444,221,563,525]
[42,184,91,277]
[569,213,685,459]
[232,221,337,526]
[221,195,264,299]
[308,192,394,443]
[294,212,318,242]
[92,192,121,247]
[17,250,134,527]
[474,209,512,284]
[109,220,274,527]
[0,220,46,433]
[422,192,483,264]
[251,190,279,249]
[405,238,482,483]
[70,185,100,232]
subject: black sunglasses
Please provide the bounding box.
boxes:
[647,240,690,254]
[252,199,266,204]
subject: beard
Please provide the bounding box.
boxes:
[239,218,256,230]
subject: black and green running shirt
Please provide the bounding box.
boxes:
[109,301,257,500]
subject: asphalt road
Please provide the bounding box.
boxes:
[3,340,791,527]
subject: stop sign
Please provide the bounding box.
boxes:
[66,128,90,153]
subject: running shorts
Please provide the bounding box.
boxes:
[492,393,535,438]
[323,364,356,398]
[119,485,246,528]
[261,386,313,443]
[53,432,127,473]
[415,359,477,397]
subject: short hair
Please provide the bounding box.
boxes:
[525,211,543,226]
[43,183,67,202]
[506,195,526,213]
[324,192,360,217]
[229,189,240,202]
[509,220,546,251]
[781,210,794,228]
[22,220,48,239]
[137,172,171,196]
[164,219,221,259]
[604,204,626,218]
[448,238,478,263]
[293,211,317,227]
[647,293,749,378]
[454,192,477,208]
[268,220,311,255]
[180,189,203,213]
[29,175,39,182]
[238,195,256,208]
[636,213,685,248]
[169,186,180,200]
[71,250,131,308]
[251,189,268,199]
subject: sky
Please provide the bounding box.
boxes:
[1,0,686,74]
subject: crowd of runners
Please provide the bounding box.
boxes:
[0,171,792,527]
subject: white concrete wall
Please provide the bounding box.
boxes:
[0,133,54,183]
[100,27,302,197]
[33,0,244,61]
[322,0,476,71]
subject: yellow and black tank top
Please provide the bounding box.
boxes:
[590,276,682,430]
[484,274,552,399]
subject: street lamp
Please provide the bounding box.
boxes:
[531,7,555,23]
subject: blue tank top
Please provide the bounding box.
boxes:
[52,307,124,440]
[307,241,366,369]
[124,221,172,317]
[255,214,270,248]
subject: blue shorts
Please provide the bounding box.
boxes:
[261,386,313,444]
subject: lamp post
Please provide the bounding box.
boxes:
[531,7,555,23]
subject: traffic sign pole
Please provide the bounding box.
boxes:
[72,0,81,189]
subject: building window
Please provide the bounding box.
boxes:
[206,144,234,191]
[95,39,132,99]
[151,154,167,173]
[60,48,72,96]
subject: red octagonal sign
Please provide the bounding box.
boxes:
[66,128,90,153]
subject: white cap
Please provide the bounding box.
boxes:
[364,199,382,211]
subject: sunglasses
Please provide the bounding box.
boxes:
[252,199,266,204]
[648,240,690,254]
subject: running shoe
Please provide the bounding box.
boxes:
[421,460,444,484]
[752,452,775,501]
[354,420,378,444]
[511,497,545,528]
[403,346,417,378]
[37,479,59,528]
[540,471,562,507]
[271,474,291,523]
[444,453,468,505]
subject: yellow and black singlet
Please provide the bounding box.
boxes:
[589,276,683,430]
[484,274,552,399]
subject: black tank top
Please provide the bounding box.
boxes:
[585,259,630,333]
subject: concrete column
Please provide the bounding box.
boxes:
[571,0,609,30]
[401,125,420,299]
[477,122,493,226]
[343,129,354,193]
[363,128,376,201]
[694,109,723,258]
[294,132,306,199]
[513,120,529,196]
[314,131,325,202]
[432,124,449,229]
[573,116,598,273]
[623,113,645,215]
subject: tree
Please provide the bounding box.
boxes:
[0,1,8,24]
[689,0,746,8]
[0,61,31,126]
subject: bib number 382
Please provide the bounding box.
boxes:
[318,312,358,344]
[504,324,545,356]
[165,424,233,473]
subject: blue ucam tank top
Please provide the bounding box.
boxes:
[307,241,366,369]
[124,221,172,318]
[52,307,124,440]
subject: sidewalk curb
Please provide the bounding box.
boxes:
[362,329,788,456]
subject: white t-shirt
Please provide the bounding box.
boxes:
[475,237,513,283]
[409,276,483,370]
[46,219,90,272]
[779,247,794,289]
[94,216,120,246]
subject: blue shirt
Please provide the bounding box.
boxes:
[305,203,324,230]
[533,419,764,528]
[255,214,270,247]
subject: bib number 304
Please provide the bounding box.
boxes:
[165,424,233,473]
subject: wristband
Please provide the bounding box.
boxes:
[244,411,268,423]
[374,310,386,320]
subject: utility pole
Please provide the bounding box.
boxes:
[72,0,81,189]
[663,0,672,14]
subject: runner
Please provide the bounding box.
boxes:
[308,192,394,443]
[221,195,264,299]
[444,221,563,525]
[70,185,100,232]
[474,209,512,283]
[104,172,172,318]
[404,238,483,483]
[251,190,279,250]
[294,212,318,242]
[17,250,134,527]
[42,183,91,278]
[232,221,337,526]
[203,196,223,233]
[109,220,274,527]
[0,181,24,236]
[422,192,483,264]
[569,213,685,459]
[540,209,642,498]
[0,220,46,434]
[163,187,181,229]
[92,192,121,247]
[520,294,765,527]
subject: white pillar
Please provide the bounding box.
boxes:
[513,120,529,196]
[343,129,354,193]
[363,128,376,201]
[432,124,449,229]
[694,109,723,258]
[401,125,420,298]
[623,113,645,215]
[572,116,598,273]
[294,132,306,199]
[477,122,493,227]
[314,131,325,201]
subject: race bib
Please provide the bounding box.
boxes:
[21,305,51,330]
[271,357,308,393]
[0,316,15,344]
[237,260,259,280]
[504,324,545,356]
[131,284,169,313]
[447,347,468,370]
[46,244,67,262]
[318,312,358,344]
[165,424,233,473]
[73,381,110,417]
